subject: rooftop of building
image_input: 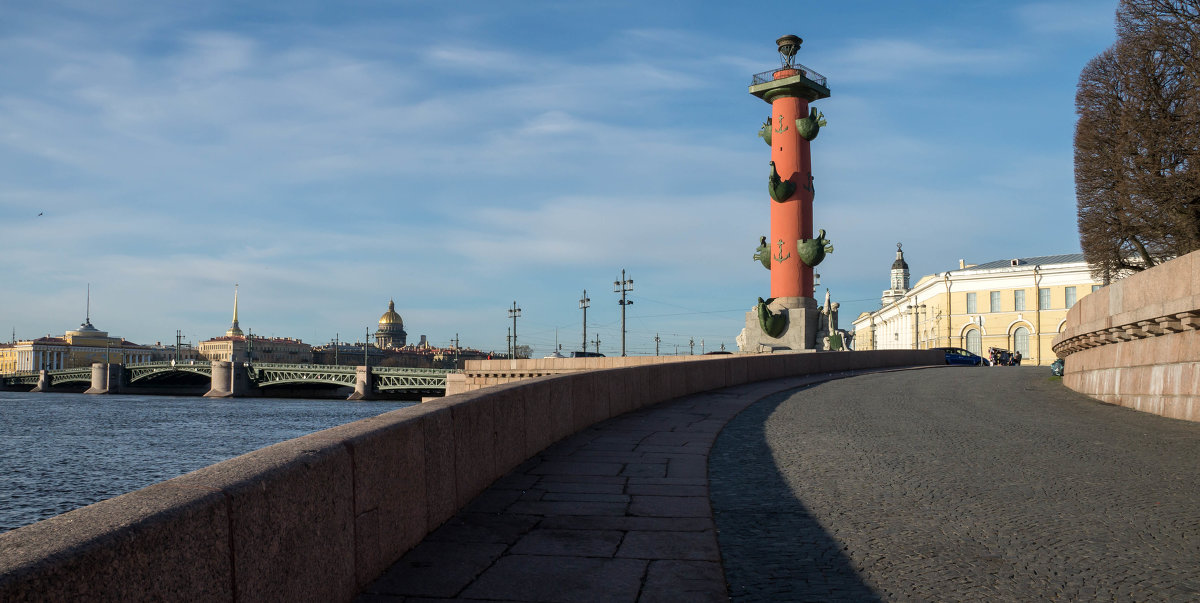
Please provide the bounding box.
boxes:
[201,335,308,343]
[949,253,1086,272]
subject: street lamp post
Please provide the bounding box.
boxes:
[579,290,590,354]
[508,301,522,359]
[614,270,633,356]
[907,303,926,349]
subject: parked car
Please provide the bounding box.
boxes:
[1050,358,1065,376]
[988,347,1021,366]
[932,347,985,366]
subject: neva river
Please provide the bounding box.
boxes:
[0,391,412,533]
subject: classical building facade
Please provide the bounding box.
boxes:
[852,251,1103,366]
[0,318,152,373]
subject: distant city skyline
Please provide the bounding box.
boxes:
[0,1,1119,355]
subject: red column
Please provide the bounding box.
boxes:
[768,72,814,300]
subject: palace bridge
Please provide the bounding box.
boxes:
[0,361,454,400]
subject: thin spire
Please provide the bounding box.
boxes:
[86,283,91,324]
[226,283,244,337]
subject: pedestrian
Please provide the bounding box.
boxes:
[1014,351,1022,366]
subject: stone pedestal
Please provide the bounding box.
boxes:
[346,366,374,400]
[204,361,254,398]
[85,363,124,395]
[32,370,50,393]
[736,296,819,352]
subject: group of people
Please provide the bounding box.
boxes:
[987,347,1022,366]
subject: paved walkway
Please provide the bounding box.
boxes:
[357,371,851,602]
[359,367,1200,601]
[712,367,1200,601]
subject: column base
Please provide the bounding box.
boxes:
[736,296,820,352]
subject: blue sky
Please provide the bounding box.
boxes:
[0,0,1118,356]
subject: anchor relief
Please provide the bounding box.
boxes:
[773,238,791,264]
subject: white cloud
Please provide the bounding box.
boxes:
[1016,1,1117,35]
[817,38,1029,84]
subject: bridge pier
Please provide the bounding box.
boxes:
[347,366,375,400]
[31,370,50,393]
[85,363,125,395]
[204,361,255,398]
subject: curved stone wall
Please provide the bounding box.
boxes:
[1052,250,1200,422]
[0,350,939,601]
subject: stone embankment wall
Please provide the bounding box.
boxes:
[0,350,940,601]
[446,355,746,395]
[1052,249,1200,422]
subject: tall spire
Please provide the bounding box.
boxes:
[77,283,98,331]
[226,283,244,337]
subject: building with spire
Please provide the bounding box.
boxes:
[0,287,152,373]
[881,243,910,306]
[852,250,1103,365]
[199,285,312,364]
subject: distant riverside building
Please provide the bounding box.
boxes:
[198,285,312,364]
[147,342,203,363]
[852,250,1102,366]
[309,300,493,368]
[199,336,312,364]
[312,342,386,367]
[0,317,152,373]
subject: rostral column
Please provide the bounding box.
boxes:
[739,35,832,351]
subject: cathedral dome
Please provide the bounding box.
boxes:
[379,300,404,328]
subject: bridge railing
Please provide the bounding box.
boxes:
[126,361,212,368]
[249,363,457,375]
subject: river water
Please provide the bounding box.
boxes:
[0,391,412,533]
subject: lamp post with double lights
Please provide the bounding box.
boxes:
[508,301,522,359]
[579,290,590,354]
[614,270,633,356]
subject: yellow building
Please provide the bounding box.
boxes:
[0,318,153,373]
[852,250,1102,366]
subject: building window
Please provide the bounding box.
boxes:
[990,291,1001,313]
[1092,284,1102,293]
[1014,290,1026,311]
[1038,288,1051,309]
[1013,326,1030,357]
[1065,286,1077,308]
[966,292,977,314]
[965,329,982,356]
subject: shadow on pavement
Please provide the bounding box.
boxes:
[709,388,881,602]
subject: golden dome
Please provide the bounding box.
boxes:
[379,299,403,327]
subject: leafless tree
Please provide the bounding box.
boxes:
[1075,0,1200,280]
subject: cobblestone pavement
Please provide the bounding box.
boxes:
[711,367,1200,602]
